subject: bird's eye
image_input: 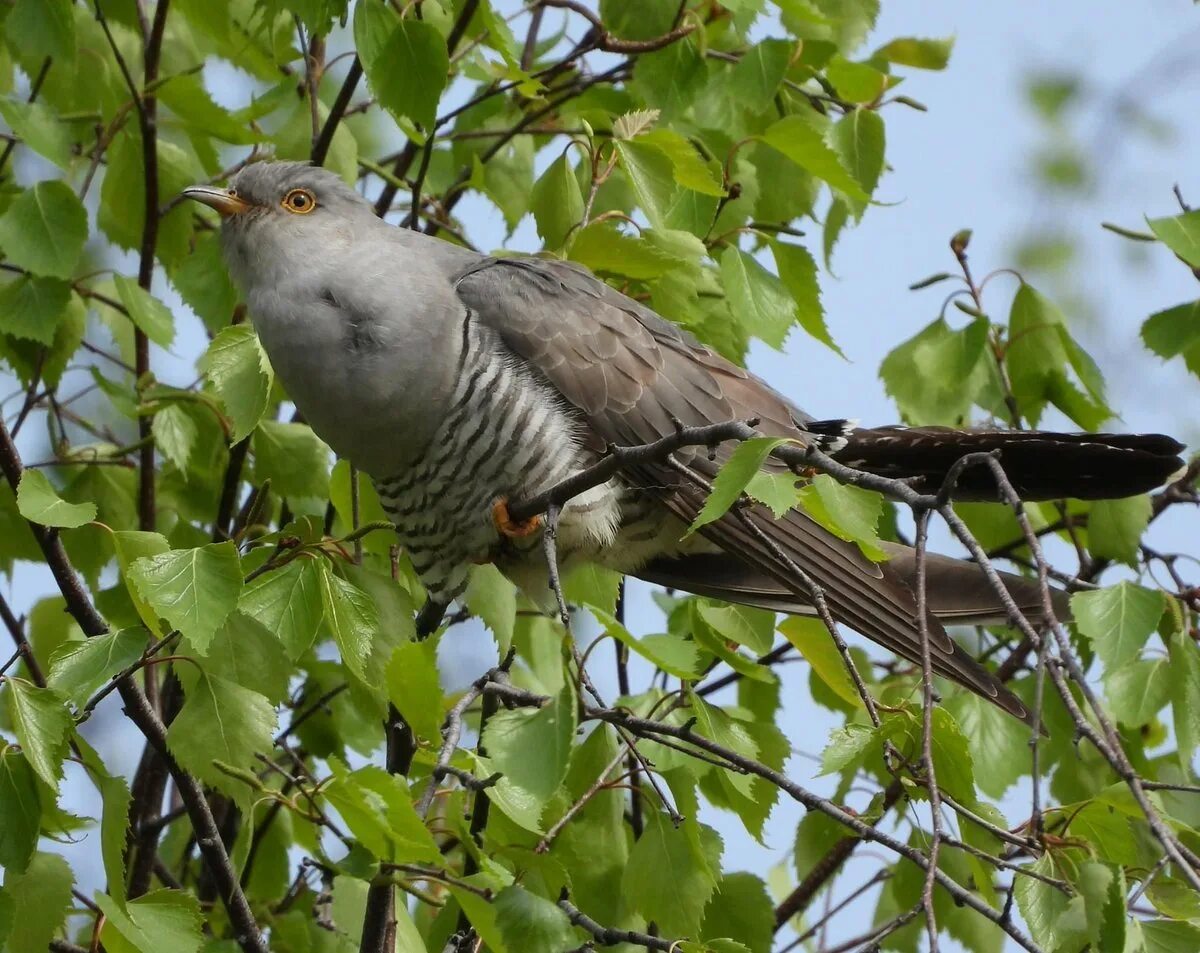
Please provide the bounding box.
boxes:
[282,188,316,214]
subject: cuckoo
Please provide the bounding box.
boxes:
[185,162,1185,723]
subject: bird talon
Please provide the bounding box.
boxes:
[492,498,542,538]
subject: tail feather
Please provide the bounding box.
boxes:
[831,427,1186,501]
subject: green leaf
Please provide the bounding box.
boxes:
[1105,658,1171,726]
[697,603,775,655]
[879,316,989,425]
[796,474,886,561]
[4,678,71,791]
[831,108,885,210]
[1087,495,1151,566]
[1141,300,1200,377]
[73,736,133,908]
[530,153,584,249]
[0,99,72,169]
[252,421,331,499]
[0,275,71,345]
[778,616,865,709]
[128,542,243,653]
[386,640,444,744]
[1168,626,1200,772]
[568,222,680,279]
[203,611,291,704]
[614,138,677,231]
[482,683,576,832]
[622,810,720,936]
[690,437,793,534]
[318,568,377,682]
[589,608,706,679]
[110,530,171,634]
[0,180,87,279]
[47,627,145,709]
[727,38,793,112]
[873,36,954,69]
[354,0,448,128]
[4,0,75,63]
[0,750,41,873]
[150,403,198,474]
[745,471,801,517]
[820,721,891,775]
[761,112,869,203]
[1070,581,1164,670]
[700,872,773,953]
[0,851,74,953]
[113,276,176,349]
[1142,919,1200,953]
[322,762,441,863]
[16,469,96,528]
[945,690,1029,798]
[169,232,239,334]
[1014,853,1078,952]
[1067,802,1137,867]
[200,325,274,443]
[562,563,622,615]
[465,562,517,652]
[494,887,582,953]
[167,672,276,796]
[825,56,889,103]
[95,889,204,953]
[771,240,840,355]
[639,129,726,197]
[1147,210,1200,268]
[239,558,325,660]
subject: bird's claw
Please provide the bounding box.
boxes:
[492,498,542,538]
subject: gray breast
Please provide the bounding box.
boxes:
[372,314,581,601]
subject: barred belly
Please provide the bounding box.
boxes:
[372,318,624,603]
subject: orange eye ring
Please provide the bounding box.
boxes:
[282,188,316,214]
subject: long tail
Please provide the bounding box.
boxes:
[638,544,1069,726]
[830,427,1185,501]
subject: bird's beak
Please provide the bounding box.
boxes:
[182,185,252,218]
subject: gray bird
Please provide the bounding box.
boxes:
[185,162,1185,723]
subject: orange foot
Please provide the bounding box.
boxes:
[492,498,543,538]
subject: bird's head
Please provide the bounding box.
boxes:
[182,161,375,285]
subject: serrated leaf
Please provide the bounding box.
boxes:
[203,611,291,704]
[113,276,175,349]
[318,568,377,682]
[772,240,840,355]
[640,129,725,196]
[110,530,171,634]
[697,602,775,655]
[385,640,444,744]
[721,247,796,349]
[4,678,71,791]
[322,761,441,863]
[613,107,661,140]
[779,616,865,709]
[761,112,869,203]
[5,0,75,63]
[47,627,145,709]
[150,402,197,474]
[831,108,885,215]
[239,557,325,660]
[1087,495,1151,566]
[589,607,706,679]
[796,474,886,560]
[16,468,96,528]
[1142,919,1200,953]
[252,420,331,499]
[873,36,954,69]
[0,750,41,873]
[1071,581,1164,670]
[1147,210,1200,268]
[1168,626,1200,772]
[945,690,1029,798]
[1141,300,1200,377]
[199,325,274,443]
[482,683,576,832]
[494,887,581,953]
[354,0,448,128]
[0,180,86,279]
[95,889,204,953]
[0,99,72,169]
[0,851,74,953]
[879,315,990,424]
[0,274,71,345]
[128,542,243,652]
[622,811,720,936]
[465,562,517,653]
[1014,854,1078,952]
[166,672,276,796]
[1105,658,1171,726]
[530,153,584,249]
[690,437,794,534]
